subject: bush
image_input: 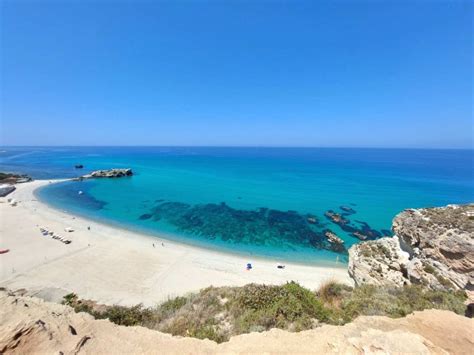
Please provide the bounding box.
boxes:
[317,279,352,304]
[340,284,466,319]
[160,296,188,314]
[98,304,154,326]
[232,282,331,334]
[62,282,467,343]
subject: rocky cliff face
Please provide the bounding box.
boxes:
[349,204,474,297]
[348,236,410,288]
[1,291,472,354]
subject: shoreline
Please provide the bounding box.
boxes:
[35,179,348,269]
[0,180,352,306]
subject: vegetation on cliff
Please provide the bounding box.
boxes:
[63,281,467,343]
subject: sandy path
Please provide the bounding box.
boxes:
[0,180,351,306]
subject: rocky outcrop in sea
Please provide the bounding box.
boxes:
[348,204,474,296]
[81,168,133,179]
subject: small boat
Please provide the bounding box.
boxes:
[75,164,84,169]
[0,249,10,254]
[78,191,83,195]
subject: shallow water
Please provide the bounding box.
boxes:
[2,147,473,265]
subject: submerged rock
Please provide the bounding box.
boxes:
[324,230,344,245]
[324,230,346,253]
[324,209,383,241]
[352,231,368,240]
[340,205,356,214]
[348,204,474,296]
[324,210,347,224]
[139,213,153,220]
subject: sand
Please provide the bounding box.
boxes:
[0,180,351,307]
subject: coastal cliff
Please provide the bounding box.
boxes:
[0,290,472,354]
[348,204,474,300]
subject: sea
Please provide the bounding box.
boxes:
[1,147,473,266]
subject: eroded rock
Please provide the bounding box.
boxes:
[349,204,474,295]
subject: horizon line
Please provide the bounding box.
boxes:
[1,145,473,150]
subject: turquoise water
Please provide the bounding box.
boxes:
[1,147,473,265]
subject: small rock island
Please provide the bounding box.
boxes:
[81,168,133,179]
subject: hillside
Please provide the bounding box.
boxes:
[1,290,472,354]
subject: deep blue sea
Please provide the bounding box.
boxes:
[1,147,473,266]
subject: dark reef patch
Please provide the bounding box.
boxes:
[137,199,389,255]
[139,213,153,220]
[54,182,107,210]
[146,201,348,254]
[76,192,107,210]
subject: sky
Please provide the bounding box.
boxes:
[1,0,472,148]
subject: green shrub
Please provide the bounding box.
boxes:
[231,282,331,334]
[62,293,78,306]
[98,304,154,326]
[160,296,188,314]
[62,282,467,343]
[317,280,353,303]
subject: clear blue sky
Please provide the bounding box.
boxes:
[1,1,472,148]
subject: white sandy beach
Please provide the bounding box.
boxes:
[0,180,351,307]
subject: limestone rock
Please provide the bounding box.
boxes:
[348,204,474,294]
[394,204,474,291]
[348,236,410,287]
